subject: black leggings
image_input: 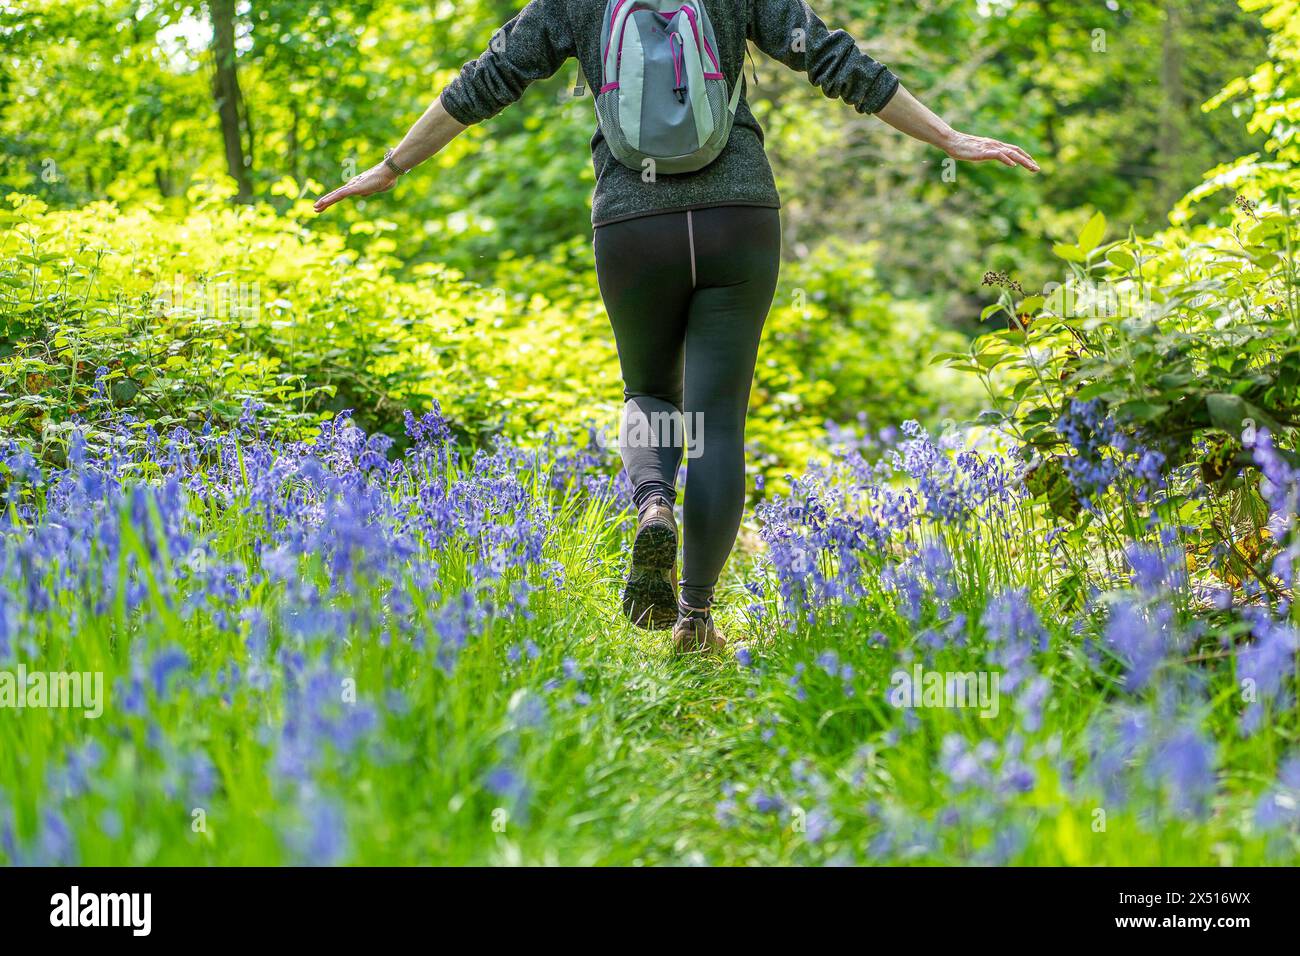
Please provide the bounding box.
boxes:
[593,205,782,609]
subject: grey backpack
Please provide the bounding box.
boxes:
[596,0,743,175]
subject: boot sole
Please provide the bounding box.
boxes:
[622,519,678,631]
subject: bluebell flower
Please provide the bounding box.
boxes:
[150,647,190,698]
[291,799,347,866]
[815,650,839,676]
[1150,726,1216,817]
[749,790,784,814]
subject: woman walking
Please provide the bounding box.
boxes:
[315,0,1037,655]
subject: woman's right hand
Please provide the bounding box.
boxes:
[875,86,1041,174]
[313,162,399,213]
[942,130,1039,172]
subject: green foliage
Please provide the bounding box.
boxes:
[756,0,1269,321]
[958,195,1299,456]
[1206,0,1300,166]
[935,0,1300,590]
[0,1,1272,302]
[752,240,979,478]
[0,189,962,482]
[0,189,417,453]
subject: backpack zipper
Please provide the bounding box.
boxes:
[670,32,686,104]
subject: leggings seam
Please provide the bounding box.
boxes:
[686,210,697,289]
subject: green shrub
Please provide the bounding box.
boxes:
[1,189,969,485]
[934,0,1300,592]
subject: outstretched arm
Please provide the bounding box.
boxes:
[876,85,1038,172]
[749,0,1037,172]
[748,0,900,114]
[314,97,466,212]
[315,0,573,213]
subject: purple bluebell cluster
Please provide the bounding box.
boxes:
[0,403,619,864]
[1249,428,1300,582]
[737,413,1300,859]
[1056,399,1167,507]
[754,420,1020,625]
[3,394,1297,863]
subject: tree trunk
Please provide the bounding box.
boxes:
[288,98,300,184]
[210,0,253,202]
[1037,0,1061,156]
[1158,0,1185,209]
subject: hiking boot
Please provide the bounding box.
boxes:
[672,602,726,656]
[622,494,678,630]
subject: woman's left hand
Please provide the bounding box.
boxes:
[313,163,399,213]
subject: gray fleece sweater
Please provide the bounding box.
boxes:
[440,0,899,226]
